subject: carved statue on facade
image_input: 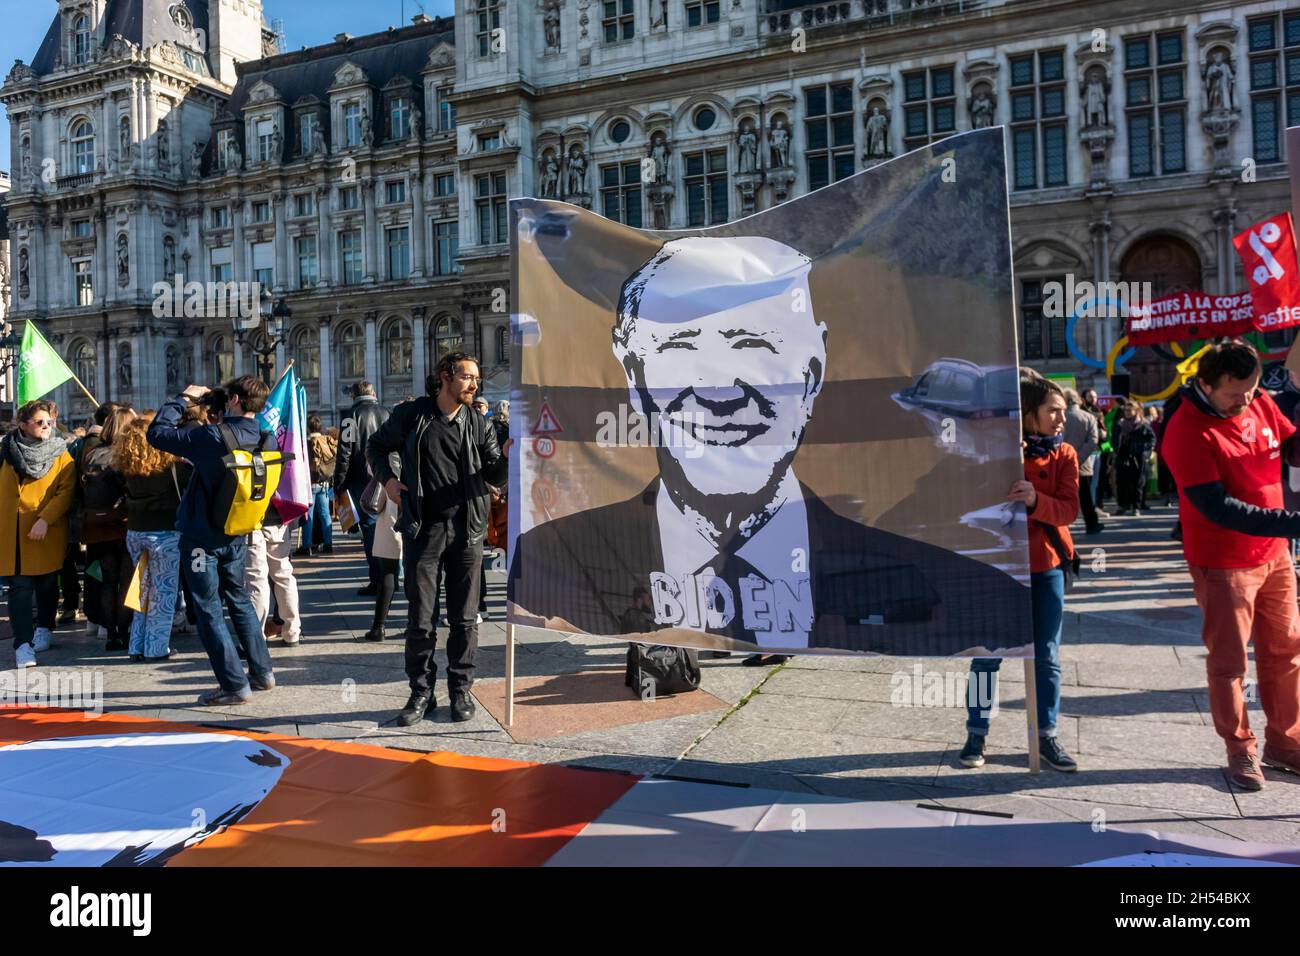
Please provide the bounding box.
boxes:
[649,133,670,183]
[157,120,170,167]
[1082,69,1109,127]
[163,237,176,277]
[226,137,242,170]
[270,124,283,162]
[737,123,758,173]
[361,109,373,147]
[565,144,587,194]
[768,117,789,168]
[1204,49,1236,112]
[190,139,205,178]
[116,234,130,286]
[969,88,995,129]
[865,106,889,158]
[411,104,423,140]
[544,2,561,49]
[18,248,29,298]
[539,152,559,197]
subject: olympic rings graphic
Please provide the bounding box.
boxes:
[1106,337,1188,402]
[1065,297,1135,370]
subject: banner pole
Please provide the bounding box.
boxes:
[69,372,98,408]
[1024,658,1041,773]
[504,620,515,727]
[271,358,295,391]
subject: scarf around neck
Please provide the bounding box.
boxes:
[1024,432,1063,459]
[4,429,67,481]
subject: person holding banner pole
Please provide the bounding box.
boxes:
[960,370,1079,773]
[1161,339,1300,790]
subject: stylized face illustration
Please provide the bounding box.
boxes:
[613,236,826,499]
[0,732,286,867]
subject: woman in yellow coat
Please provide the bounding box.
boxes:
[1,399,76,668]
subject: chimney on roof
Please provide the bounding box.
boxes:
[412,13,432,24]
[334,33,352,43]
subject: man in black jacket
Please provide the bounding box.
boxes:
[367,352,510,725]
[335,381,389,596]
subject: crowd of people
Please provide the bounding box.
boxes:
[4,353,511,724]
[4,341,1299,787]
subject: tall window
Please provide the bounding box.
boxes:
[298,112,318,155]
[477,132,501,152]
[804,82,855,190]
[603,0,634,43]
[212,335,234,382]
[253,200,271,223]
[1009,50,1068,190]
[386,227,410,280]
[210,247,233,283]
[291,326,320,381]
[385,319,413,376]
[385,179,407,204]
[257,119,275,163]
[685,0,719,27]
[215,129,233,170]
[600,162,643,226]
[435,220,460,275]
[476,171,508,245]
[344,103,362,147]
[435,173,456,196]
[339,229,364,284]
[73,261,93,306]
[72,14,91,65]
[294,193,314,217]
[1249,12,1300,163]
[72,120,95,174]
[296,235,318,288]
[390,96,411,140]
[72,219,92,238]
[338,186,359,211]
[338,323,365,378]
[252,241,274,289]
[902,66,957,153]
[1019,276,1067,360]
[433,315,463,363]
[476,0,502,56]
[438,87,457,131]
[1125,32,1187,177]
[210,206,230,229]
[684,149,727,226]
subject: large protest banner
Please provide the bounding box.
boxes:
[507,127,1031,658]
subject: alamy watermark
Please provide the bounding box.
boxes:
[151,275,262,326]
[890,663,997,718]
[1041,275,1152,319]
[0,668,104,716]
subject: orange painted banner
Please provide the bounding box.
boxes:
[0,709,638,867]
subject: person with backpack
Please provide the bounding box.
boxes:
[79,406,137,653]
[959,369,1080,773]
[147,376,280,706]
[2,400,76,669]
[335,382,389,596]
[297,415,337,557]
[114,413,192,661]
[1115,400,1156,515]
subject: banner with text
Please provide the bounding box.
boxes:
[1126,290,1256,346]
[507,128,1032,658]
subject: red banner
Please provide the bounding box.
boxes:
[1234,213,1300,332]
[1126,290,1255,346]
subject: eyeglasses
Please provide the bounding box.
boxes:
[27,419,53,428]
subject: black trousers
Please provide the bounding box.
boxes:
[1078,475,1100,531]
[60,542,80,613]
[403,513,482,696]
[85,540,134,643]
[1116,459,1145,511]
[9,573,58,649]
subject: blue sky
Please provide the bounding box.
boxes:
[0,0,455,174]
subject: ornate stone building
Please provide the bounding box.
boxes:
[2,0,1295,422]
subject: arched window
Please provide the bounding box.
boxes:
[72,14,91,65]
[337,322,364,379]
[290,325,320,381]
[432,315,463,364]
[385,318,412,377]
[71,340,97,389]
[212,334,233,383]
[72,120,95,174]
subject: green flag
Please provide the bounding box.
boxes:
[16,321,75,405]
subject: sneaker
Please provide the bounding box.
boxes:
[249,673,276,692]
[1262,744,1300,777]
[1095,509,1111,518]
[1039,736,1078,772]
[31,628,52,653]
[475,612,482,625]
[1228,753,1266,791]
[958,732,986,768]
[397,692,432,727]
[14,643,36,668]
[197,687,251,706]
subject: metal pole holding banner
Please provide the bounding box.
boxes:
[505,620,515,727]
[1024,658,1040,773]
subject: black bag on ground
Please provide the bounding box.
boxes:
[625,643,701,697]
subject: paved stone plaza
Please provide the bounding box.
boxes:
[4,503,1298,850]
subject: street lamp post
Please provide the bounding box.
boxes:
[233,292,291,385]
[0,324,22,415]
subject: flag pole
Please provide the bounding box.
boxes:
[271,358,295,390]
[69,372,98,408]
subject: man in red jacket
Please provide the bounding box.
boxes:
[1162,339,1300,791]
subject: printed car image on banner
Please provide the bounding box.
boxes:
[507,127,1032,658]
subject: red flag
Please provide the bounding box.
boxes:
[1233,213,1300,332]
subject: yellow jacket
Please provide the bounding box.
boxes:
[0,452,76,577]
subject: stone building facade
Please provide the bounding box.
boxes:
[2,0,1296,423]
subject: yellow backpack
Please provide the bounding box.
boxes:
[213,425,292,536]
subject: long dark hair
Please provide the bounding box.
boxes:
[1020,368,1063,434]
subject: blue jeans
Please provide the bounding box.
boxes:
[966,567,1065,738]
[181,535,272,694]
[309,485,333,548]
[348,481,380,587]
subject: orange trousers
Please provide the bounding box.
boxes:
[1189,555,1300,756]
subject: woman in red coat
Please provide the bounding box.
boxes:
[961,369,1080,772]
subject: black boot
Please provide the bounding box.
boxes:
[450,689,476,722]
[397,691,432,727]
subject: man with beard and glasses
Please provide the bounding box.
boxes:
[509,235,1028,657]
